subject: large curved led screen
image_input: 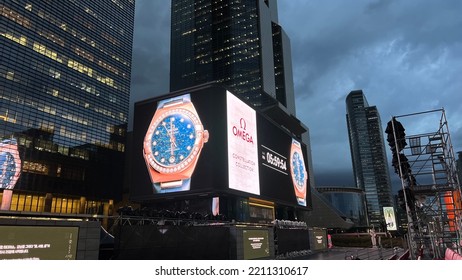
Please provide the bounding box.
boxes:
[132,86,311,208]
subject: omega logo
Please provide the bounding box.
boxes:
[240,118,246,130]
[232,117,254,144]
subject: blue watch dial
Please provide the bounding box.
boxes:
[0,152,16,188]
[150,113,196,167]
[292,151,306,189]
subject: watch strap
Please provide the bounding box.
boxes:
[292,138,301,148]
[153,178,191,193]
[297,197,307,206]
[157,93,191,109]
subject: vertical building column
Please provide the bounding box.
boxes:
[44,193,53,212]
[79,196,87,214]
[102,200,113,229]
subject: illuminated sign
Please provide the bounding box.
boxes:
[383,206,397,231]
[242,229,270,259]
[227,91,260,195]
[309,228,327,251]
[132,86,311,208]
[0,226,79,260]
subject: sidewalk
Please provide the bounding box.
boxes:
[302,247,400,260]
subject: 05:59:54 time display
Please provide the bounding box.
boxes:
[265,152,287,171]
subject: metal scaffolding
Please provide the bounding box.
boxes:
[387,108,462,260]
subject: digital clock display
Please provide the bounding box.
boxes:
[261,145,288,175]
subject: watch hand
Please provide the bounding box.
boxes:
[169,119,177,158]
[163,123,172,138]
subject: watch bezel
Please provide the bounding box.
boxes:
[144,108,205,174]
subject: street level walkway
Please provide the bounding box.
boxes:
[302,247,402,260]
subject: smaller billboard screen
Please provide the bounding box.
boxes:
[0,226,79,260]
[309,228,327,251]
[242,229,270,259]
[383,207,397,231]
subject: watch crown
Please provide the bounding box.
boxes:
[203,130,209,143]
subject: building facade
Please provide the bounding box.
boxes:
[346,90,393,228]
[316,186,368,228]
[0,0,135,215]
[170,0,296,115]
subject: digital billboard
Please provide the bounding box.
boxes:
[227,92,259,195]
[132,85,310,208]
[242,229,270,259]
[0,139,22,190]
[383,206,397,231]
[0,226,79,260]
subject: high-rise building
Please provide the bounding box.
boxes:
[0,0,135,215]
[170,0,296,115]
[346,90,393,228]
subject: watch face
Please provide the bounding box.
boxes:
[145,108,202,173]
[0,151,16,188]
[291,151,306,190]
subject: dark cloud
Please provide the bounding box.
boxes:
[130,0,462,188]
[129,0,171,130]
[314,169,354,187]
[278,0,462,187]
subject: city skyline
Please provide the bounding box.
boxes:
[130,0,462,192]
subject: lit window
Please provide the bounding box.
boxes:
[1,32,28,46]
[6,71,15,80]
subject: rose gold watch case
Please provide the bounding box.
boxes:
[290,142,307,201]
[142,101,209,184]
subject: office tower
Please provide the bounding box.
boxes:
[0,0,135,214]
[346,90,393,228]
[170,0,296,115]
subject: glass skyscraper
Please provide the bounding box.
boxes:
[170,0,296,115]
[0,0,135,215]
[346,90,393,228]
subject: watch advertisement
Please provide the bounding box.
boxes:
[0,138,22,190]
[132,85,310,208]
[256,114,311,208]
[383,206,397,231]
[226,91,260,195]
[290,139,308,206]
[142,93,209,193]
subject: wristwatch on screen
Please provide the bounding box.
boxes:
[0,138,22,190]
[143,93,209,193]
[290,139,307,206]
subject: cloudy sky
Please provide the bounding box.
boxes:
[130,0,462,192]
